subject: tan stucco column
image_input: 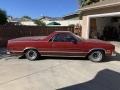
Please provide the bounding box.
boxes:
[82,16,90,39]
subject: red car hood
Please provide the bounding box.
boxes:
[9,36,47,41]
[83,39,110,44]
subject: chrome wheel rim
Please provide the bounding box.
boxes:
[26,50,37,60]
[89,51,103,62]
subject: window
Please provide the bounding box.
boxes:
[53,33,77,42]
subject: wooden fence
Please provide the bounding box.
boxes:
[0,25,74,47]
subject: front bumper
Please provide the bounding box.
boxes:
[111,51,117,56]
[6,50,23,56]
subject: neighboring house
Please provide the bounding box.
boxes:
[20,20,37,26]
[39,16,61,21]
[58,11,82,26]
[63,11,80,20]
[40,12,82,26]
[20,17,37,26]
[80,0,120,41]
[7,16,37,26]
[39,16,62,26]
[7,16,21,25]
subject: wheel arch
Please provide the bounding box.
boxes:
[86,48,105,57]
[23,47,40,54]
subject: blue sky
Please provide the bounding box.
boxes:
[0,0,79,18]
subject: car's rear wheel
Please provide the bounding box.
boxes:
[25,49,39,61]
[88,50,105,62]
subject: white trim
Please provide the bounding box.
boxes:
[88,12,120,18]
[80,1,120,11]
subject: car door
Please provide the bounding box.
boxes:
[49,33,84,56]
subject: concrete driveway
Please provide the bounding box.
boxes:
[0,54,120,90]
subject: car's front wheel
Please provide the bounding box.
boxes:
[25,49,39,61]
[88,50,105,62]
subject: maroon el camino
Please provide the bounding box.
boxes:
[7,31,116,62]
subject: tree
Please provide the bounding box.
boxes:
[22,16,32,19]
[0,9,7,25]
[34,20,46,26]
[79,0,100,7]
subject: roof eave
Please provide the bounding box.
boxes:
[80,2,120,11]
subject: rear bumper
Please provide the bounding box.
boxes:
[7,50,23,56]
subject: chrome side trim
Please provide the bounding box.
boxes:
[39,51,88,54]
[42,55,86,57]
[23,47,38,51]
[9,50,23,53]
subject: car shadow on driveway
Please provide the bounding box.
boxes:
[39,56,87,61]
[104,52,120,62]
[57,69,120,90]
[18,55,88,61]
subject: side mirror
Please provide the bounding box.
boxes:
[71,39,77,44]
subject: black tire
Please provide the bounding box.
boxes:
[88,50,105,62]
[25,49,39,61]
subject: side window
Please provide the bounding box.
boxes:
[53,34,64,42]
[53,33,77,42]
[64,34,76,42]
